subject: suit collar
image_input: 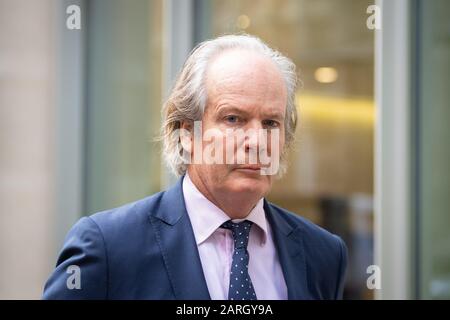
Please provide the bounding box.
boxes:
[151,176,186,225]
[183,172,268,245]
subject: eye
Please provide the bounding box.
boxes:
[224,115,240,124]
[262,119,280,128]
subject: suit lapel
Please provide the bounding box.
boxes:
[149,176,211,300]
[264,200,311,299]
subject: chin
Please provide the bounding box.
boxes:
[227,173,270,195]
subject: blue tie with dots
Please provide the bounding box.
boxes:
[221,220,257,300]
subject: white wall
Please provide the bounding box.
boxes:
[0,0,57,299]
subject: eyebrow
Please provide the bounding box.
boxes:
[215,104,285,121]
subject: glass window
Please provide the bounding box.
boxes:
[84,0,163,213]
[416,0,450,300]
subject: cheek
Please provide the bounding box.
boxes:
[202,163,232,181]
[267,129,285,152]
[279,126,286,146]
[279,134,285,151]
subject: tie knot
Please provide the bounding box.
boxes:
[221,220,253,249]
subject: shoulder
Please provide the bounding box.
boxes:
[87,190,166,234]
[267,201,345,251]
[62,190,169,266]
[266,201,348,299]
[43,191,171,299]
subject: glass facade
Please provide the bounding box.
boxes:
[415,0,450,299]
[84,0,164,213]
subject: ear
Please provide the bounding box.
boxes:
[179,120,193,154]
[180,120,193,131]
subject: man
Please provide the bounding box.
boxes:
[43,34,347,300]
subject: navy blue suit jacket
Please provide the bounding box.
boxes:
[43,176,348,299]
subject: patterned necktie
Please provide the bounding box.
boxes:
[221,220,257,300]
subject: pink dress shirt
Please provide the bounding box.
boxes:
[182,173,288,300]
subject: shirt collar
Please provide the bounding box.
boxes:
[182,173,268,246]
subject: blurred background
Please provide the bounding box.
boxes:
[0,0,449,299]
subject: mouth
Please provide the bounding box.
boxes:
[234,165,263,173]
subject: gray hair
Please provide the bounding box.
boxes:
[160,34,298,177]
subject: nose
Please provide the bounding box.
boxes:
[244,120,263,152]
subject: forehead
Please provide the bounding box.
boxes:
[205,49,287,112]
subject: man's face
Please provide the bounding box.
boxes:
[188,49,287,199]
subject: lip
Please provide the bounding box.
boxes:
[235,165,262,171]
